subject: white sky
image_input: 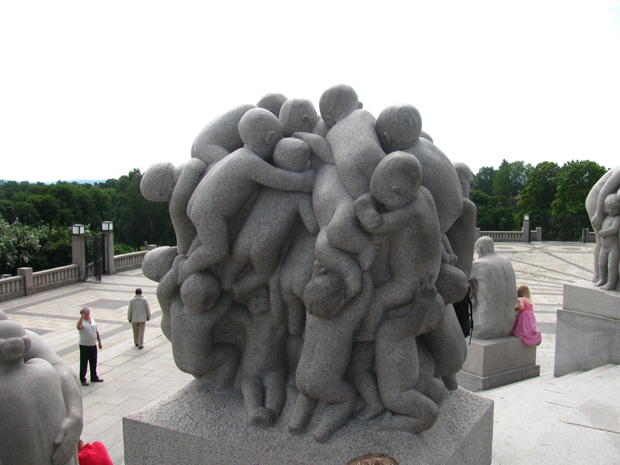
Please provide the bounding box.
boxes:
[2,0,620,183]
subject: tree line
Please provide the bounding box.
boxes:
[471,159,607,237]
[0,169,174,274]
[0,159,609,274]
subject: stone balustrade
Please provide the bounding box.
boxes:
[114,251,148,272]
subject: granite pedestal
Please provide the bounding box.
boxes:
[555,283,620,377]
[124,380,494,465]
[456,336,539,392]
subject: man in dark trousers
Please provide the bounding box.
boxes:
[77,307,103,386]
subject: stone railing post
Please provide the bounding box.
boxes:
[103,231,115,275]
[72,234,86,282]
[522,217,531,242]
[17,267,33,295]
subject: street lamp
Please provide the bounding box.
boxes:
[101,221,114,231]
[71,224,85,235]
[523,214,530,221]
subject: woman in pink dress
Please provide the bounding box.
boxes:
[512,285,542,346]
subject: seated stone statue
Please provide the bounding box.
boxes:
[0,320,77,465]
[180,108,315,283]
[468,237,517,339]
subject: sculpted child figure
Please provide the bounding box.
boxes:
[595,194,620,290]
[290,271,381,442]
[320,84,386,200]
[221,138,319,298]
[354,151,443,341]
[227,287,287,426]
[140,158,207,256]
[0,320,76,465]
[375,272,448,434]
[180,108,315,283]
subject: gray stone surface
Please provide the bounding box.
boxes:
[136,85,481,451]
[0,318,80,465]
[457,336,539,391]
[586,164,620,289]
[555,284,620,377]
[469,237,517,339]
[124,381,493,465]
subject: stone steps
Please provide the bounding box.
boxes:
[484,364,620,464]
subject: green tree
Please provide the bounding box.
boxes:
[492,160,532,198]
[516,161,561,227]
[474,166,496,196]
[551,160,608,216]
[470,190,519,231]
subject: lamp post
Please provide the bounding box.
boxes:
[522,214,531,243]
[101,221,115,275]
[71,224,86,281]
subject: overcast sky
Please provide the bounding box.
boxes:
[2,0,620,183]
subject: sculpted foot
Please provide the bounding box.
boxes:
[288,395,317,434]
[251,407,276,427]
[354,402,386,421]
[344,273,363,299]
[357,243,379,271]
[442,374,459,391]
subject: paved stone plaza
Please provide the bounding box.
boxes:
[0,242,605,464]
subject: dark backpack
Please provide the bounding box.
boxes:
[453,285,473,341]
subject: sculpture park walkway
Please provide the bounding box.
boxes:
[0,242,601,464]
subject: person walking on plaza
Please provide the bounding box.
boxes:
[127,288,151,349]
[77,307,103,386]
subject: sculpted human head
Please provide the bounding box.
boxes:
[319,84,361,128]
[453,162,475,199]
[0,320,31,363]
[141,162,176,202]
[273,138,311,172]
[375,104,422,153]
[475,236,495,257]
[257,93,287,118]
[142,246,178,282]
[239,108,284,157]
[279,98,319,137]
[370,151,423,210]
[181,272,221,313]
[604,193,620,216]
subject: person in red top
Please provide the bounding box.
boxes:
[77,439,113,465]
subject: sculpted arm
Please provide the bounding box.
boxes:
[25,331,83,465]
[600,216,620,237]
[593,169,620,229]
[292,132,334,164]
[361,207,412,235]
[249,158,315,193]
[299,196,320,235]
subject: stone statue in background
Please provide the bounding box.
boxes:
[586,164,620,289]
[468,236,517,339]
[141,84,477,443]
[0,318,81,465]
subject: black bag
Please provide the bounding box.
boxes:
[453,285,473,341]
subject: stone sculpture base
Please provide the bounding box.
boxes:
[124,380,494,465]
[555,283,620,377]
[456,336,539,391]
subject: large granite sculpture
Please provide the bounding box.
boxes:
[133,85,493,463]
[468,236,517,339]
[0,313,82,465]
[553,166,620,376]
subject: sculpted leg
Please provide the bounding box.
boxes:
[349,342,385,421]
[289,394,318,433]
[315,229,362,298]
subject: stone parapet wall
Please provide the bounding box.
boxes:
[114,251,148,272]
